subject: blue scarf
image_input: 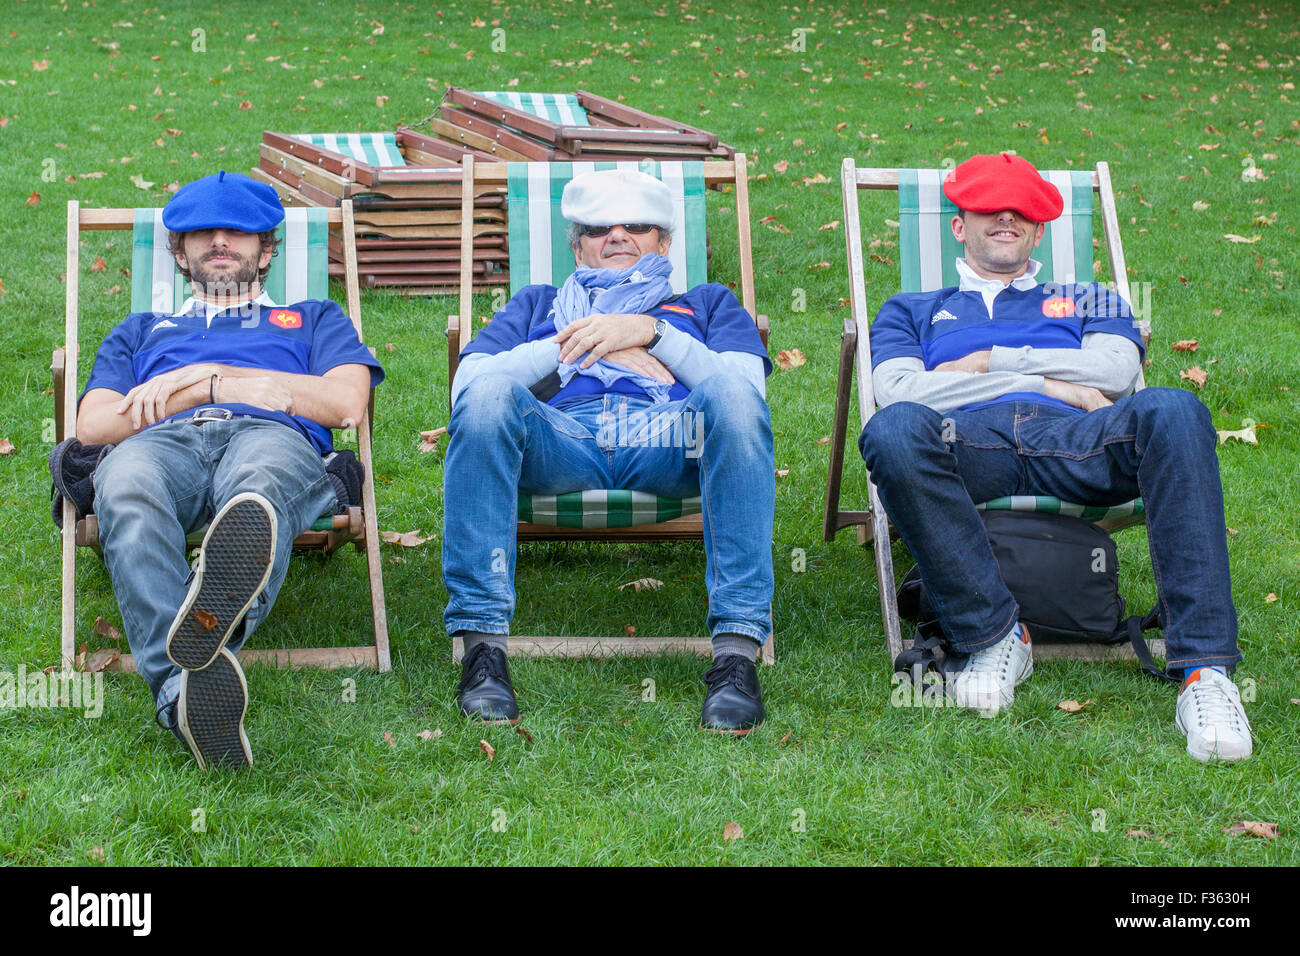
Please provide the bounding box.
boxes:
[551,254,675,403]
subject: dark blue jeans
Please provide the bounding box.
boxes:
[859,387,1239,673]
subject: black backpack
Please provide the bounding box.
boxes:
[895,510,1173,683]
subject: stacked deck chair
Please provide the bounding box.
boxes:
[52,200,390,674]
[822,160,1161,665]
[254,130,510,294]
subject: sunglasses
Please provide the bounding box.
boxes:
[578,223,659,238]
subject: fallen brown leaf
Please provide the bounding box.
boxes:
[380,530,431,547]
[834,121,847,131]
[801,173,831,186]
[0,438,13,455]
[1180,366,1208,388]
[779,730,795,746]
[723,820,744,841]
[417,426,447,453]
[618,577,664,593]
[90,257,107,272]
[384,342,396,352]
[33,59,50,71]
[1217,422,1259,445]
[1192,200,1210,212]
[25,190,40,207]
[86,847,105,863]
[1223,234,1261,244]
[83,648,120,673]
[772,160,789,174]
[1126,828,1152,838]
[1265,593,1278,603]
[1170,339,1198,352]
[416,728,442,741]
[516,726,534,744]
[129,174,154,190]
[775,348,807,370]
[775,468,790,478]
[92,617,123,641]
[1056,699,1092,713]
[819,220,840,231]
[238,101,253,110]
[623,624,637,636]
[816,435,831,445]
[375,95,389,108]
[479,739,495,761]
[383,731,396,747]
[1224,821,1277,839]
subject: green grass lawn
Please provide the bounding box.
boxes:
[1,0,1296,865]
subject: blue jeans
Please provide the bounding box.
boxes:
[92,417,337,705]
[859,388,1239,673]
[442,373,775,644]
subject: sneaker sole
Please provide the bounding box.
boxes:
[1175,710,1253,762]
[177,648,252,771]
[166,493,276,671]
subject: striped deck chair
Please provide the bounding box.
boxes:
[445,154,772,663]
[823,160,1161,664]
[52,200,391,674]
[291,132,408,168]
[476,91,590,126]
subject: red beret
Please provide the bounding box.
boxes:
[942,153,1063,223]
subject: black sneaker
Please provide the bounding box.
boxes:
[166,492,276,671]
[701,653,765,735]
[457,644,519,724]
[177,648,253,770]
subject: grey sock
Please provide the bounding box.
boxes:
[461,631,508,659]
[712,633,760,662]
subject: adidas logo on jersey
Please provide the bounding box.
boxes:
[149,319,178,333]
[930,309,959,325]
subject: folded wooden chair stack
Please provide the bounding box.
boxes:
[425,87,736,163]
[252,130,510,294]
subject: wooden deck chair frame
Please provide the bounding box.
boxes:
[445,154,774,664]
[52,199,391,674]
[823,159,1163,665]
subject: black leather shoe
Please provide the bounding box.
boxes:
[701,654,764,734]
[457,644,520,724]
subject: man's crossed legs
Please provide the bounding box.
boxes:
[94,417,336,769]
[860,386,1251,760]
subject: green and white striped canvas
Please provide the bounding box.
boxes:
[478,91,590,126]
[130,207,331,314]
[291,132,407,167]
[976,496,1145,524]
[506,160,708,296]
[520,491,702,529]
[897,168,1095,292]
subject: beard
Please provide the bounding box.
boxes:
[188,252,262,301]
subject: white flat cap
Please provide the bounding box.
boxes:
[560,169,674,230]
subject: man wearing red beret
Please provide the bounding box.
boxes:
[859,153,1252,762]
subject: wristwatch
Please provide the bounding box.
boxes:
[647,317,668,350]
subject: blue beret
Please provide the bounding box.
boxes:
[162,170,285,233]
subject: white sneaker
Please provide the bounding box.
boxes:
[947,623,1033,715]
[1175,668,1253,762]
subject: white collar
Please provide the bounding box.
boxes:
[174,289,280,325]
[955,258,1042,319]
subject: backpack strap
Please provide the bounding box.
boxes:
[1118,604,1179,684]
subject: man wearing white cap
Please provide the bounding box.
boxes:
[859,153,1251,762]
[71,171,384,769]
[444,168,774,734]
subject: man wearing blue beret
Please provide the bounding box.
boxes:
[77,171,384,770]
[859,153,1251,761]
[444,168,774,734]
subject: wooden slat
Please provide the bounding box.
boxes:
[109,646,382,672]
[456,155,475,364]
[443,86,564,144]
[61,200,81,673]
[734,152,756,319]
[516,514,704,541]
[577,90,721,147]
[823,317,858,542]
[433,110,548,161]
